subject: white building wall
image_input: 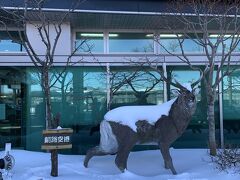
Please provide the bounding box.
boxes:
[26,23,71,55]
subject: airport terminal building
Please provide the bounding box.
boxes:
[0,0,239,154]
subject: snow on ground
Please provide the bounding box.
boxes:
[104,98,177,132]
[1,149,240,180]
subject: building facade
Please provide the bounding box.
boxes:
[0,0,239,154]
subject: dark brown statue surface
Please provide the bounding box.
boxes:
[84,83,199,175]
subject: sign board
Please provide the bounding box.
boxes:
[41,128,73,150]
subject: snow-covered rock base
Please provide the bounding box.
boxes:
[2,149,240,180]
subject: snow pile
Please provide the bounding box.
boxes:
[4,149,240,180]
[104,98,177,132]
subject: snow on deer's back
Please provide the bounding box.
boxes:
[104,98,177,132]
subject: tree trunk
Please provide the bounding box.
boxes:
[46,89,52,128]
[51,150,58,177]
[61,85,66,120]
[43,70,53,129]
[43,70,59,177]
[207,94,217,156]
[61,74,67,118]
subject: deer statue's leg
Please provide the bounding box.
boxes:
[84,121,118,168]
[115,141,136,172]
[84,146,108,168]
[159,143,177,175]
[158,142,168,169]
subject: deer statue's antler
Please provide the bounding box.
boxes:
[191,66,209,89]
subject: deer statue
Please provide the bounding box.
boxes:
[83,77,201,175]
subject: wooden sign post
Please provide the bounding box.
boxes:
[42,128,73,177]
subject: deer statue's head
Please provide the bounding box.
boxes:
[173,83,199,115]
[171,71,203,116]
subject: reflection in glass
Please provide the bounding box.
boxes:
[160,34,203,53]
[0,31,24,52]
[209,37,240,53]
[25,67,107,154]
[26,68,45,151]
[75,32,104,53]
[50,67,107,154]
[0,40,22,52]
[109,33,154,53]
[223,69,240,145]
[109,67,164,109]
[0,67,25,149]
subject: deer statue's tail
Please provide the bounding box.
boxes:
[99,121,118,153]
[84,121,118,168]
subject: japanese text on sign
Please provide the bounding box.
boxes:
[44,135,70,144]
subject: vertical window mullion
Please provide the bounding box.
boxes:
[163,62,168,102]
[154,33,159,54]
[218,64,224,148]
[104,31,109,54]
[106,63,110,109]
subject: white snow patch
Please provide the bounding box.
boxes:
[104,98,177,132]
[99,121,118,153]
[5,149,240,180]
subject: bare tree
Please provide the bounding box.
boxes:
[52,70,73,116]
[0,0,84,129]
[107,65,162,110]
[152,0,240,155]
[107,69,139,110]
[0,0,85,176]
[125,71,162,105]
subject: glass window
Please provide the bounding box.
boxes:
[25,67,107,154]
[109,67,164,109]
[25,68,45,151]
[167,66,220,148]
[50,67,107,154]
[0,67,25,149]
[109,33,154,53]
[0,31,23,52]
[159,34,203,53]
[75,32,104,53]
[209,35,240,53]
[0,40,22,52]
[222,68,240,145]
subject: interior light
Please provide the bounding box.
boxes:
[209,34,233,38]
[146,34,154,37]
[160,34,183,38]
[80,33,104,37]
[0,126,21,130]
[80,33,119,37]
[108,34,119,37]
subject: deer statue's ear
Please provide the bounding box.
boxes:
[172,89,181,96]
[193,88,200,95]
